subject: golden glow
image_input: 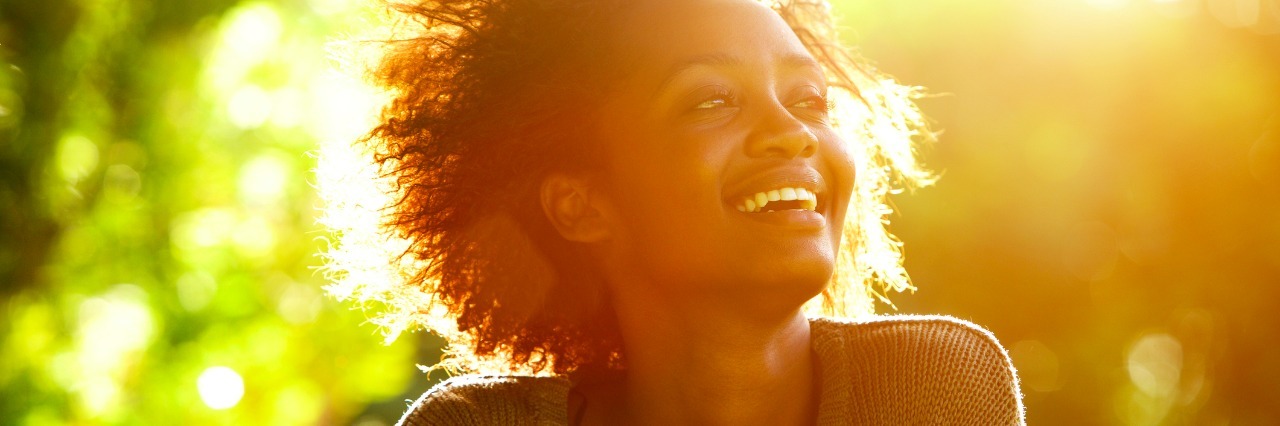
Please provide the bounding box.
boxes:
[6,0,1279,423]
[316,0,935,375]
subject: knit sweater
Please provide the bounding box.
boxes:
[397,315,1026,425]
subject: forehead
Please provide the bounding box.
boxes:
[612,0,812,77]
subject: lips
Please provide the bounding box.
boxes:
[722,166,827,221]
[734,186,818,213]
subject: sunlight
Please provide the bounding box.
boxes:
[1208,0,1261,27]
[308,72,382,144]
[170,208,239,250]
[208,3,283,92]
[232,214,279,261]
[1121,332,1185,424]
[55,133,99,184]
[73,285,156,418]
[227,85,273,129]
[238,152,292,207]
[197,366,245,410]
[1086,0,1131,10]
[1127,333,1183,398]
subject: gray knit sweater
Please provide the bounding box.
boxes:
[397,315,1026,425]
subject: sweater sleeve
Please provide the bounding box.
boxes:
[395,375,569,426]
[812,315,1026,426]
[907,317,1026,425]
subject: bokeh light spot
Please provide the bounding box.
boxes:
[219,4,283,66]
[55,134,99,183]
[269,87,306,128]
[73,285,156,418]
[232,215,278,260]
[0,87,23,129]
[176,272,218,312]
[227,85,273,129]
[197,366,245,410]
[238,153,292,206]
[171,208,239,250]
[103,164,142,201]
[1127,332,1184,398]
[277,282,322,325]
[1009,339,1063,392]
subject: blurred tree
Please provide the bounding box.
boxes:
[1,0,434,424]
[0,0,81,297]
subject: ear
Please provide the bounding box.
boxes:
[540,173,614,243]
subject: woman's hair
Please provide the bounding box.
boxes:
[319,0,936,375]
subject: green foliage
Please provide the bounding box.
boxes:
[0,0,439,424]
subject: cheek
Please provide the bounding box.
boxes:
[826,127,856,175]
[604,133,736,272]
[823,134,857,219]
[608,120,732,206]
[615,142,726,232]
[814,133,857,254]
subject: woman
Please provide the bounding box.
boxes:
[324,0,1025,424]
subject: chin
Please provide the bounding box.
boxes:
[735,255,834,312]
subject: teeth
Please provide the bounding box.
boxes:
[747,191,768,205]
[738,187,819,213]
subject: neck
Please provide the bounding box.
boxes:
[594,282,818,426]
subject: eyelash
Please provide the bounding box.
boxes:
[793,95,832,112]
[693,89,737,110]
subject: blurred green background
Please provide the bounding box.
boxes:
[0,0,1276,425]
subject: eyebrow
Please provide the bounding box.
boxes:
[652,53,824,97]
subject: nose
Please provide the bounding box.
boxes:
[744,103,818,159]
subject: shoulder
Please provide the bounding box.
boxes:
[811,314,1013,363]
[396,375,571,426]
[811,315,1026,425]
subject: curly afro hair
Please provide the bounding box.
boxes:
[320,0,937,376]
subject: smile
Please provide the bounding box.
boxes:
[735,187,819,213]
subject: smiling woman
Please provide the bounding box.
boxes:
[321,0,1023,424]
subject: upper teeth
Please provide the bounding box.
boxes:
[736,187,818,213]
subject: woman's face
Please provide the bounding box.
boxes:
[594,0,856,306]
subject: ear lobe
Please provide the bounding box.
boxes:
[540,173,613,243]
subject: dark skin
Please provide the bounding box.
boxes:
[540,0,856,424]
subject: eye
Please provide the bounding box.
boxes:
[694,97,730,109]
[791,95,830,112]
[690,87,737,111]
[787,86,833,124]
